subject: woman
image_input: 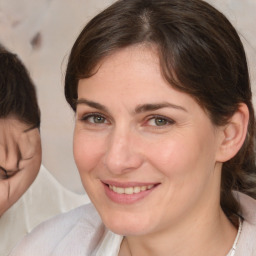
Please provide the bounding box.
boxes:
[11,0,256,255]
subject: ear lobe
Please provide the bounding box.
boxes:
[216,103,249,162]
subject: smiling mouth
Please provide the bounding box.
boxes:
[108,184,155,195]
[103,182,159,204]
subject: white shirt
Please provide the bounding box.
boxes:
[10,192,256,256]
[0,165,89,256]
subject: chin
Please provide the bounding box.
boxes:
[108,223,150,236]
[101,212,153,236]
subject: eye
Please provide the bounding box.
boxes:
[146,116,175,127]
[0,167,8,180]
[0,167,18,179]
[89,115,106,124]
[80,113,109,124]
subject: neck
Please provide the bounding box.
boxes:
[120,207,237,256]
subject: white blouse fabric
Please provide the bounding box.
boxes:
[0,165,88,256]
[10,192,256,256]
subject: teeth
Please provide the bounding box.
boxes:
[124,187,133,195]
[141,186,147,191]
[116,187,124,194]
[109,184,155,194]
[134,187,141,193]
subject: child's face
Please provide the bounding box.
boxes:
[0,117,41,216]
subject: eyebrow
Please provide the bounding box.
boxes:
[24,124,40,133]
[135,102,187,113]
[76,98,187,114]
[76,98,109,112]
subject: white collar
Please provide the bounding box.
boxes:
[93,229,123,256]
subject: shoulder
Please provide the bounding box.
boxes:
[236,192,256,224]
[235,192,256,255]
[10,203,105,256]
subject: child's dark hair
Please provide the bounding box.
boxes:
[0,44,40,129]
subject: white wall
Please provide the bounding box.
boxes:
[0,0,255,193]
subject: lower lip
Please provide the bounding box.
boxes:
[103,183,157,204]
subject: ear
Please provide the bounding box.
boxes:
[216,103,249,162]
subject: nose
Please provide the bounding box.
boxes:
[103,128,144,175]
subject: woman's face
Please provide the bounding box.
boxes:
[74,46,224,236]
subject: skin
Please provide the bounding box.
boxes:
[0,116,41,216]
[73,45,240,256]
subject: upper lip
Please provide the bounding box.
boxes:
[102,180,160,188]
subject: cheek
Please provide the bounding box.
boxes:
[73,132,108,203]
[146,131,216,186]
[73,132,105,176]
[0,181,10,215]
[145,135,194,175]
[0,144,41,216]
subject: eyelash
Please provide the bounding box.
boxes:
[0,168,8,180]
[0,167,17,179]
[79,112,175,128]
[80,112,109,125]
[145,115,175,127]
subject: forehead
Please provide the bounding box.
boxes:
[94,45,159,76]
[78,45,163,94]
[77,46,206,117]
[78,45,163,97]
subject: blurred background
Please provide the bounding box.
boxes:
[0,0,255,194]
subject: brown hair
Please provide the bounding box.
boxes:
[64,0,256,219]
[0,45,40,128]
